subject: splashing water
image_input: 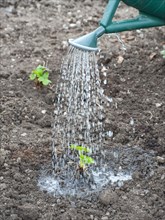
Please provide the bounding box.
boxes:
[39,45,132,197]
[108,33,127,51]
[38,169,132,197]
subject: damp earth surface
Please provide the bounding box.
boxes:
[0,0,165,220]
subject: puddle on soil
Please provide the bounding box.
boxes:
[38,169,132,197]
[38,146,156,198]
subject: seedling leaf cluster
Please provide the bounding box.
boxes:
[70,144,95,170]
[30,65,51,86]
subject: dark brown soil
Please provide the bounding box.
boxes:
[0,1,165,220]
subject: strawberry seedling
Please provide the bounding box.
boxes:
[29,65,51,86]
[70,144,95,175]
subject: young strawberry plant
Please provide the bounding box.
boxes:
[29,65,51,86]
[70,144,95,174]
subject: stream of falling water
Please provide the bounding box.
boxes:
[38,41,132,197]
[51,46,107,188]
[52,46,105,151]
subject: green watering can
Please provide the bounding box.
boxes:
[69,0,165,51]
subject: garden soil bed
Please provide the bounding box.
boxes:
[0,0,165,219]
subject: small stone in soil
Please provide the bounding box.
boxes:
[99,189,118,205]
[156,156,164,164]
[0,183,7,190]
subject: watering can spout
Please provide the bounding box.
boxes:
[69,0,165,51]
[69,26,105,51]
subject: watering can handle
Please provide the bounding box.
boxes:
[100,0,165,33]
[100,0,120,28]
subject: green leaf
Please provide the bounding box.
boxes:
[38,76,43,82]
[38,75,51,86]
[34,67,44,77]
[29,72,36,80]
[34,65,47,77]
[42,72,49,78]
[79,154,95,165]
[70,145,91,153]
[42,78,51,86]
